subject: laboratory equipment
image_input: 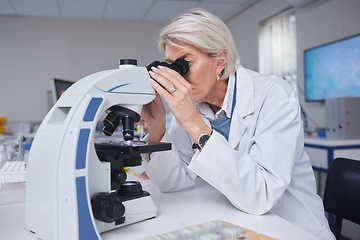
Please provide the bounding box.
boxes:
[326,97,360,139]
[26,58,187,240]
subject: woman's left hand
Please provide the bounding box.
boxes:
[149,66,210,142]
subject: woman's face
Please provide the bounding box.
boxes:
[164,41,220,103]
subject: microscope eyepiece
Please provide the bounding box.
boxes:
[146,58,189,76]
[119,59,137,66]
[146,61,161,71]
[170,58,189,76]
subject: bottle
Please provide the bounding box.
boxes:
[0,136,9,168]
[23,142,31,169]
[15,133,25,161]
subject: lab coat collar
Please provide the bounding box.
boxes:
[228,66,255,148]
[232,66,255,118]
[196,66,255,149]
[220,73,234,119]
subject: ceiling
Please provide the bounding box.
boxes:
[0,0,260,23]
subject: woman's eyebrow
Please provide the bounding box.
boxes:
[165,54,190,64]
[165,58,173,64]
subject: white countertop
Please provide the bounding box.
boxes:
[304,137,360,146]
[0,175,320,240]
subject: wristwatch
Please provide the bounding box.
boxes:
[192,131,213,150]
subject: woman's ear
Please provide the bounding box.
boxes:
[216,49,228,75]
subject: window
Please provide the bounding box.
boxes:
[259,8,297,89]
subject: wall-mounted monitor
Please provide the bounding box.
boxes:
[304,34,360,101]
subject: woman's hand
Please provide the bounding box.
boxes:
[149,66,211,142]
[141,92,166,142]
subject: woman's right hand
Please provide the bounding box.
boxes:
[141,92,167,142]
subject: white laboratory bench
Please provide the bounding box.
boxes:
[0,176,320,240]
[304,137,360,172]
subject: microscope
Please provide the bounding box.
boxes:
[26,58,189,240]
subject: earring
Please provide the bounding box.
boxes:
[216,74,220,81]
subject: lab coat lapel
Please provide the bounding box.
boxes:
[228,67,255,149]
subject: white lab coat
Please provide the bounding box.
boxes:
[143,66,334,240]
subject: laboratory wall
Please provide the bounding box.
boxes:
[1,0,360,127]
[0,17,163,122]
[227,0,360,129]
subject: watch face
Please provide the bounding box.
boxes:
[199,134,211,149]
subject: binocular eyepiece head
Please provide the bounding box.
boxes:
[102,58,190,140]
[146,58,189,76]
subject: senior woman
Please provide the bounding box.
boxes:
[141,8,334,240]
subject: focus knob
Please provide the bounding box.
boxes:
[91,192,125,223]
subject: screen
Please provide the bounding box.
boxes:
[304,34,360,101]
[52,78,74,102]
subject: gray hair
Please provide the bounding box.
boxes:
[158,8,240,80]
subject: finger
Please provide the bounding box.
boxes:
[149,69,176,94]
[149,78,175,102]
[153,66,191,91]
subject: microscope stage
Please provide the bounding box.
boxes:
[95,141,171,154]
